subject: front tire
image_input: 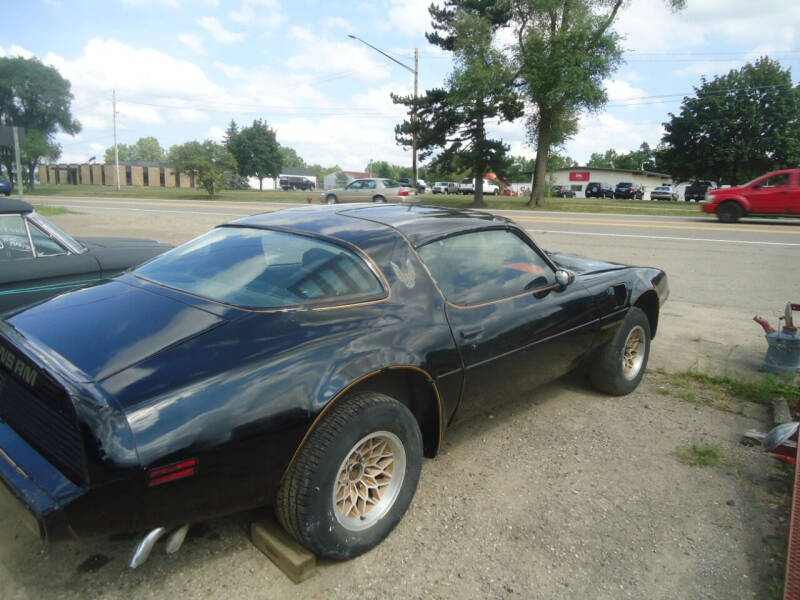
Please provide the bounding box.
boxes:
[276,392,423,560]
[716,201,742,223]
[326,194,338,205]
[590,307,651,396]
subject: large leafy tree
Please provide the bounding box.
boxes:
[511,0,685,207]
[104,136,165,163]
[227,119,282,190]
[393,0,523,207]
[658,58,800,185]
[168,140,237,198]
[588,142,656,171]
[0,56,80,189]
[279,145,307,169]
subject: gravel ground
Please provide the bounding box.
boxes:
[0,372,788,600]
[0,206,791,598]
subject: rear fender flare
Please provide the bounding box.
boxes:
[281,365,444,482]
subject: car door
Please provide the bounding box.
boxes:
[747,172,793,213]
[788,172,800,214]
[342,180,363,202]
[0,214,101,314]
[363,179,378,200]
[417,227,600,421]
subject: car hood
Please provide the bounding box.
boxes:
[6,279,226,382]
[708,186,741,195]
[546,251,628,275]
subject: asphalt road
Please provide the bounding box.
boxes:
[32,195,800,306]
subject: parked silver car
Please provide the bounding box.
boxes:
[321,178,417,204]
[650,185,678,201]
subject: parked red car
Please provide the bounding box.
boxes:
[701,169,800,222]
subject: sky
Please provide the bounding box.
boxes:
[3,0,800,174]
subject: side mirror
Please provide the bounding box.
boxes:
[554,269,574,289]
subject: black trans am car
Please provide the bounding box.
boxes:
[0,198,172,314]
[0,204,668,566]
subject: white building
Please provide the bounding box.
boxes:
[549,166,673,199]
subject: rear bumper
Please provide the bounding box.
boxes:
[0,422,83,541]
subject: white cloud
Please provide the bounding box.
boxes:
[616,0,800,56]
[122,0,181,7]
[565,113,664,164]
[122,0,218,6]
[287,28,392,82]
[197,16,246,43]
[118,102,162,124]
[229,0,284,30]
[324,17,352,31]
[206,126,225,142]
[388,0,432,37]
[177,33,204,54]
[0,44,35,59]
[44,39,225,101]
[604,79,647,102]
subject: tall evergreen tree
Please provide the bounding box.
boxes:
[393,0,523,207]
[223,119,239,147]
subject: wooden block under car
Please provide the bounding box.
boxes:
[250,518,316,583]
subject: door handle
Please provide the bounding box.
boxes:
[460,326,484,340]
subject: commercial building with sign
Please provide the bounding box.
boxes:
[551,166,672,199]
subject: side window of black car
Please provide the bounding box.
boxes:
[28,221,67,257]
[0,215,33,260]
[418,229,555,306]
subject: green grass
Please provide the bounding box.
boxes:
[34,204,76,216]
[28,184,710,217]
[676,443,725,467]
[677,369,800,409]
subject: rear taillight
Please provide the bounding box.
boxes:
[398,189,409,196]
[147,458,197,486]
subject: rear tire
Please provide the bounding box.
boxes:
[590,307,651,396]
[716,201,742,223]
[372,195,386,203]
[276,392,422,560]
[326,194,338,205]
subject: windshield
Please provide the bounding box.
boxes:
[135,227,385,309]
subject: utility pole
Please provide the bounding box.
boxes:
[112,89,120,191]
[347,35,418,187]
[412,48,418,188]
[12,127,23,199]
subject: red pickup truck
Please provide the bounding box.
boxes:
[701,169,800,222]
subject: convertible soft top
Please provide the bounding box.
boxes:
[0,198,32,214]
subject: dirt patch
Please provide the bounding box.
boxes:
[0,372,790,599]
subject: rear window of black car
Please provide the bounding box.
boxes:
[135,227,385,308]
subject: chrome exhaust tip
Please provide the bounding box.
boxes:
[128,527,167,569]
